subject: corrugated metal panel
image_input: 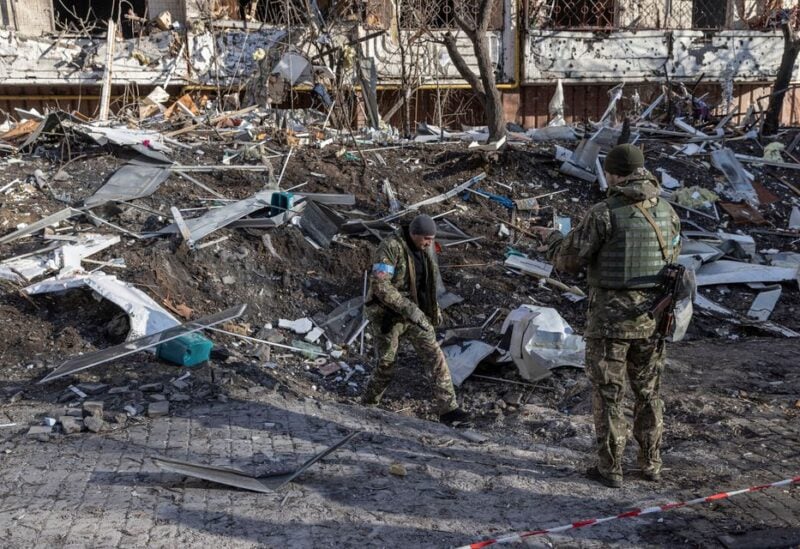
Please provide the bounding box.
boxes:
[3,83,799,128]
[520,83,800,127]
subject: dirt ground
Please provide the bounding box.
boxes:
[1,124,799,547]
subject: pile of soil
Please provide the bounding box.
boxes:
[1,127,799,422]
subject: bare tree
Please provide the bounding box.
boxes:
[762,20,800,136]
[439,0,506,141]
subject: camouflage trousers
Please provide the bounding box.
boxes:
[362,310,458,415]
[585,336,665,481]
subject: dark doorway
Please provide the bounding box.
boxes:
[53,0,147,37]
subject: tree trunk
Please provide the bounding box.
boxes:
[440,0,507,142]
[762,23,800,136]
[473,30,506,141]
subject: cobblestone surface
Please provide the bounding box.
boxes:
[1,340,798,548]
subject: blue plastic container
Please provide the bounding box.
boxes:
[270,192,294,216]
[156,332,213,367]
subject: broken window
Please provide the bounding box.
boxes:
[528,0,615,29]
[399,0,504,30]
[527,0,738,29]
[691,0,728,28]
[53,0,146,37]
[241,0,315,25]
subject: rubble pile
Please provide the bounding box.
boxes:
[0,86,798,437]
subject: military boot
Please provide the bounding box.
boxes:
[638,449,662,482]
[586,466,622,488]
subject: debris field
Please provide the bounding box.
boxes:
[0,89,799,548]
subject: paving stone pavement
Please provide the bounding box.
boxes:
[0,391,797,548]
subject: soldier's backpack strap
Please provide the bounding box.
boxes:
[633,201,669,261]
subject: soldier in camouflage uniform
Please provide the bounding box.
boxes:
[541,144,681,488]
[361,215,470,424]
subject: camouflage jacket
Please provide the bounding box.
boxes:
[367,227,441,326]
[546,169,681,339]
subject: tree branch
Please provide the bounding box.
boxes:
[442,31,486,99]
[477,0,495,31]
[452,12,477,42]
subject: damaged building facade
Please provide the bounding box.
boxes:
[1,0,799,127]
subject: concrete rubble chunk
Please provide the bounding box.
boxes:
[304,327,324,343]
[171,379,190,390]
[148,401,170,418]
[59,416,83,434]
[279,318,314,334]
[76,383,109,396]
[139,383,164,392]
[318,362,342,377]
[82,401,104,418]
[27,425,52,440]
[84,416,105,433]
[124,404,140,417]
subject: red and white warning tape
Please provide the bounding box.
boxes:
[457,475,800,549]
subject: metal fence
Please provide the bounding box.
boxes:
[398,0,505,29]
[525,0,799,30]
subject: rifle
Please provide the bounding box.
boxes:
[649,264,686,340]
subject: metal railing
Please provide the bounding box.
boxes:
[525,0,799,30]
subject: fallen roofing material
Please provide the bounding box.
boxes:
[152,431,359,492]
[0,208,78,246]
[158,190,275,247]
[0,243,60,283]
[25,272,179,340]
[789,206,800,230]
[300,200,345,247]
[710,148,759,205]
[504,255,554,278]
[694,260,799,287]
[501,306,585,382]
[695,294,798,338]
[380,172,486,223]
[38,304,246,383]
[0,234,119,283]
[84,160,172,208]
[443,340,497,387]
[747,286,782,322]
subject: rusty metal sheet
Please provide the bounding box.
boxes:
[718,202,767,225]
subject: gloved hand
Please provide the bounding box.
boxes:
[408,308,432,331]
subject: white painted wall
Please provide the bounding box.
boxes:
[525,30,800,83]
[359,0,517,84]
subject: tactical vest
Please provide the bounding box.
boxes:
[588,195,677,289]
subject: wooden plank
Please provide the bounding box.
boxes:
[170,206,192,243]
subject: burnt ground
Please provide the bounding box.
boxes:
[0,127,799,547]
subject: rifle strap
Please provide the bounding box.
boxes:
[635,202,669,261]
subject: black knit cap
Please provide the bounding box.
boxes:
[604,144,645,176]
[409,214,437,236]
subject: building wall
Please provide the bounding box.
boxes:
[2,0,53,34]
[149,0,186,21]
[524,30,799,83]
